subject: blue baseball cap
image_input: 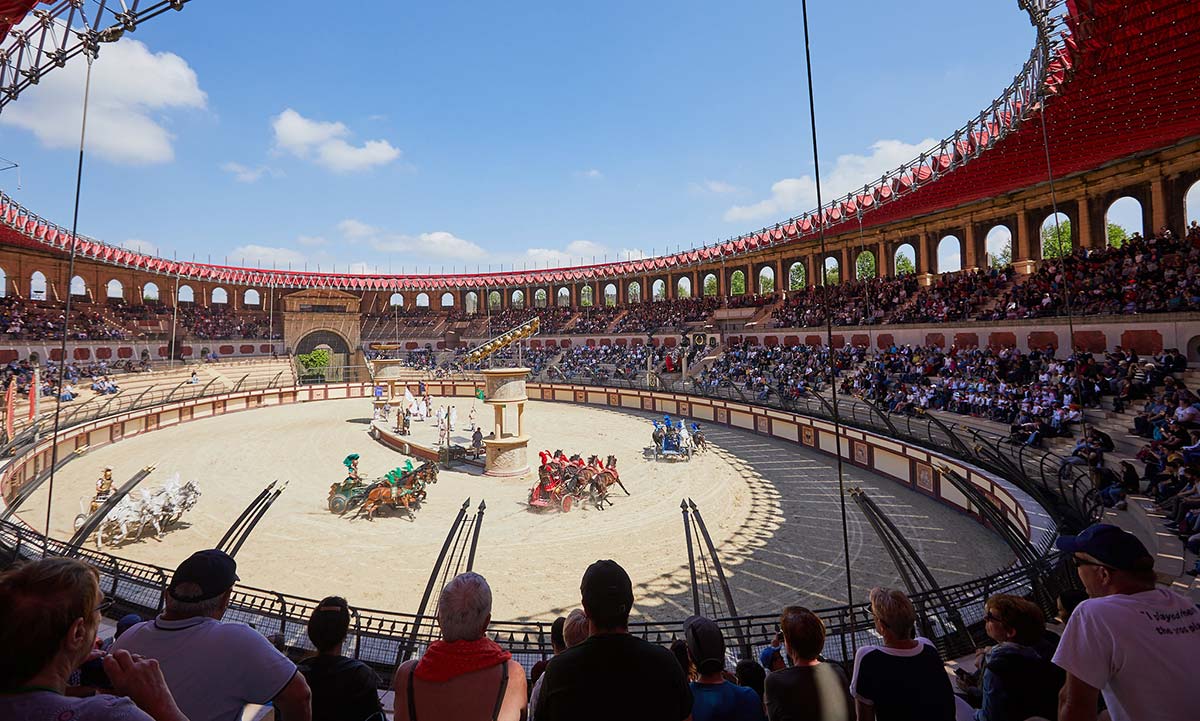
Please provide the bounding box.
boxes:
[1055,524,1152,571]
[759,645,782,668]
[168,549,240,602]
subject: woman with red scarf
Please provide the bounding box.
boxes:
[393,572,527,721]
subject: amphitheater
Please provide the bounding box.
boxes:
[1,0,1199,713]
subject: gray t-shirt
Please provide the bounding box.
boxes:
[0,690,152,721]
[113,616,297,721]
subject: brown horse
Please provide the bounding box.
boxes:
[358,475,421,521]
[585,454,629,509]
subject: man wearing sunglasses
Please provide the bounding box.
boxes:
[1052,523,1196,721]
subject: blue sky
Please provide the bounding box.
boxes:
[0,1,1166,275]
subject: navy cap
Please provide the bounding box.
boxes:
[684,615,726,674]
[581,559,633,616]
[1055,524,1153,571]
[168,549,239,602]
[116,613,143,638]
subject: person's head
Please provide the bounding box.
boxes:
[563,608,589,648]
[307,596,351,655]
[0,558,102,690]
[868,587,916,642]
[735,659,766,698]
[549,615,567,654]
[780,605,825,664]
[983,595,1045,646]
[115,613,142,639]
[669,638,694,680]
[1056,523,1156,597]
[683,616,726,677]
[580,559,633,632]
[437,572,492,642]
[1056,588,1089,624]
[165,549,239,620]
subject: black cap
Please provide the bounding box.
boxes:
[581,559,633,617]
[168,549,239,602]
[1055,524,1153,571]
[684,615,725,674]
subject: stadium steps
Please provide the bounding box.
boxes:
[1106,496,1200,602]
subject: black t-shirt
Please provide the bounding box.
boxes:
[849,642,954,721]
[535,633,693,721]
[763,663,853,721]
[297,654,383,721]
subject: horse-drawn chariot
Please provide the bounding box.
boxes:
[72,475,201,548]
[652,417,694,461]
[327,459,438,520]
[529,451,628,511]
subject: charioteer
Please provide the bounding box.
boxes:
[90,466,114,513]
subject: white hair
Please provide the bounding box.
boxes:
[437,572,492,642]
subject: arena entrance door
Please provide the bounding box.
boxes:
[294,330,353,382]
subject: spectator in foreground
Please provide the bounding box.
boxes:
[113,549,311,721]
[763,606,851,721]
[535,559,693,721]
[297,596,383,721]
[759,632,787,673]
[529,609,587,721]
[529,615,567,689]
[0,557,189,721]
[392,572,526,721]
[734,660,766,708]
[971,594,1062,721]
[684,615,764,721]
[1053,524,1196,721]
[849,587,955,721]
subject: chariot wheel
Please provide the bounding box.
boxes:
[329,495,349,515]
[73,513,88,531]
[561,495,573,513]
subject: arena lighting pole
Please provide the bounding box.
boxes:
[42,51,97,554]
[799,0,857,613]
[169,272,180,368]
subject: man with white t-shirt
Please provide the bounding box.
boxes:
[1052,524,1198,721]
[113,549,312,721]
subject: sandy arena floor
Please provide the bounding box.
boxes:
[16,396,1012,622]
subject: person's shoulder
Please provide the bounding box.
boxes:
[74,693,156,720]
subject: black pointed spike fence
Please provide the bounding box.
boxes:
[216,481,277,555]
[66,466,156,553]
[682,498,751,660]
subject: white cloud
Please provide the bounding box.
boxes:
[574,168,603,179]
[121,239,159,255]
[296,235,328,247]
[335,219,485,261]
[229,244,308,267]
[271,108,400,173]
[725,137,939,223]
[691,180,739,194]
[522,240,646,267]
[220,161,281,183]
[336,219,379,240]
[0,34,206,165]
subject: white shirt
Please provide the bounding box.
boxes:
[1052,588,1199,721]
[113,616,298,721]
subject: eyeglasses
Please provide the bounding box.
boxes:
[983,612,1002,624]
[96,596,115,615]
[1072,555,1113,570]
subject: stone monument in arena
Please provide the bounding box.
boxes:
[480,368,531,477]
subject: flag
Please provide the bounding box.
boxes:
[475,389,485,401]
[28,366,38,420]
[4,380,14,439]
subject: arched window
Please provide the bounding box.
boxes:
[389,292,404,307]
[1187,179,1200,226]
[488,291,501,310]
[788,262,806,290]
[854,251,876,279]
[676,277,692,299]
[143,282,160,302]
[937,235,962,273]
[580,286,594,307]
[511,290,525,309]
[0,267,6,297]
[702,273,718,296]
[604,283,618,306]
[823,257,840,285]
[178,284,195,303]
[106,279,124,300]
[729,270,746,295]
[416,292,430,307]
[534,289,548,308]
[70,275,87,298]
[556,287,570,307]
[984,226,1012,268]
[894,244,916,275]
[211,287,228,305]
[244,289,261,306]
[651,279,666,301]
[757,267,775,294]
[627,281,642,304]
[464,291,479,314]
[441,292,455,308]
[1105,196,1142,248]
[30,270,47,301]
[1040,212,1072,259]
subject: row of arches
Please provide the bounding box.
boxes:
[0,270,266,306]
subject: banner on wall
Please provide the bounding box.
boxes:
[4,380,14,439]
[28,367,38,421]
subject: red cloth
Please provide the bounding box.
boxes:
[413,637,511,683]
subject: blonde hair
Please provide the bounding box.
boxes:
[869,587,916,639]
[563,608,589,648]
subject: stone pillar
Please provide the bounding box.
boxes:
[1076,196,1101,250]
[963,224,980,271]
[1150,175,1169,234]
[1012,210,1036,274]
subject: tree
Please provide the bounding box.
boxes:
[824,263,840,285]
[1041,218,1072,259]
[988,244,1012,269]
[730,272,745,295]
[855,252,877,279]
[895,253,916,276]
[298,349,331,381]
[788,264,806,290]
[677,282,691,299]
[580,286,593,306]
[703,275,717,296]
[1107,222,1128,248]
[759,274,775,293]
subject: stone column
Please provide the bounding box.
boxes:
[1150,175,1169,233]
[963,223,980,271]
[1013,210,1036,274]
[1076,196,1100,250]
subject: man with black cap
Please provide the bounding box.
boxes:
[535,559,693,721]
[684,615,765,721]
[113,549,312,721]
[1052,524,1196,721]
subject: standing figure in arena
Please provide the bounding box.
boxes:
[449,405,458,432]
[436,405,446,429]
[468,405,477,431]
[90,466,115,513]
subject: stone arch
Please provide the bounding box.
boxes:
[823,256,840,285]
[676,277,692,299]
[534,289,548,308]
[937,235,962,273]
[701,273,718,296]
[29,270,47,300]
[651,278,666,301]
[627,281,642,303]
[488,290,502,310]
[1040,211,1072,259]
[757,266,775,294]
[604,283,618,306]
[729,269,746,295]
[70,275,87,298]
[1105,196,1142,247]
[1186,179,1200,226]
[511,289,525,309]
[0,266,6,297]
[243,288,260,306]
[143,282,161,302]
[854,250,877,279]
[211,286,228,305]
[579,286,594,306]
[464,291,479,314]
[787,262,806,290]
[1188,334,1200,364]
[441,292,455,308]
[984,225,1012,268]
[415,292,430,308]
[389,292,404,307]
[556,287,570,307]
[178,284,195,303]
[106,279,125,300]
[894,244,917,275]
[295,329,352,368]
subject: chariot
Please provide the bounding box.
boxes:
[327,460,438,519]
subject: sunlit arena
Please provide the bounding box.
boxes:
[2,2,1200,721]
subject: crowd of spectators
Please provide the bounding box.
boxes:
[175,305,272,340]
[609,297,719,334]
[552,344,662,383]
[0,297,128,341]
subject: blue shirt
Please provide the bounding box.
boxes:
[689,680,766,721]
